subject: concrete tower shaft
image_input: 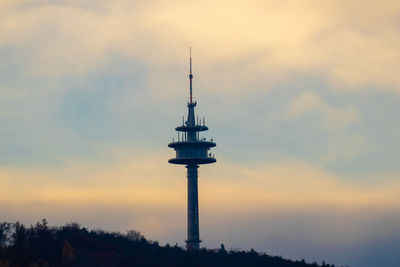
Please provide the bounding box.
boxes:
[186,165,199,249]
[168,51,216,250]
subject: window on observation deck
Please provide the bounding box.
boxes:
[176,148,208,158]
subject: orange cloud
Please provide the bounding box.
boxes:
[0,151,398,211]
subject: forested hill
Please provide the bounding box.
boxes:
[0,220,337,267]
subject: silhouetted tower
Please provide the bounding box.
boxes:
[168,49,216,250]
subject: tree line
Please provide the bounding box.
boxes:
[0,219,339,267]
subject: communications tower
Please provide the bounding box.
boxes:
[168,49,216,250]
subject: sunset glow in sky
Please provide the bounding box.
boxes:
[1,1,400,266]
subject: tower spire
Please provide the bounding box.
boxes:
[189,47,193,104]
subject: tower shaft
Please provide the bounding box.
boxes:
[186,165,200,250]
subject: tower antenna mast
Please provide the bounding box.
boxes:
[189,47,193,104]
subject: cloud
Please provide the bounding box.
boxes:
[202,161,399,211]
[287,92,359,130]
[1,0,399,91]
[286,92,379,162]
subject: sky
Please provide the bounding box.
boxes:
[0,0,399,266]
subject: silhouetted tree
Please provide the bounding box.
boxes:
[218,243,227,255]
[126,230,143,241]
[61,240,75,265]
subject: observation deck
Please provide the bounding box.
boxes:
[175,125,208,132]
[168,138,216,165]
[169,99,216,166]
